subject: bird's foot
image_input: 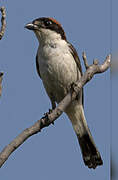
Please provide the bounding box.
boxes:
[44,109,54,125]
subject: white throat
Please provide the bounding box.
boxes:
[34,28,62,45]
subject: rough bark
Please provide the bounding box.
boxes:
[0,7,6,40]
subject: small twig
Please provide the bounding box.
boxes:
[0,6,6,40]
[82,52,89,69]
[97,54,111,73]
[0,53,111,168]
[0,7,6,94]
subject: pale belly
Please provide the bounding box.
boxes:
[38,50,79,103]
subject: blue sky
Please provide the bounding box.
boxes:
[112,1,118,179]
[0,0,112,179]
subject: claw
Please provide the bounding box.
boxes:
[49,109,54,125]
[51,121,54,125]
[49,109,53,113]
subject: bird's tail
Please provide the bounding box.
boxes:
[66,103,103,169]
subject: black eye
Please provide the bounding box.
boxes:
[45,20,52,26]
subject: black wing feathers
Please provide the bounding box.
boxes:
[68,42,84,106]
[68,42,83,76]
[36,52,41,78]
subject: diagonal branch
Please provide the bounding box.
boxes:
[0,53,111,168]
[0,7,5,95]
[0,7,6,40]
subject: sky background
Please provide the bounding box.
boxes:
[0,0,114,179]
[111,1,118,180]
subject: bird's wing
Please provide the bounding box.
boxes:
[68,42,83,76]
[36,50,56,109]
[36,51,41,78]
[68,42,84,106]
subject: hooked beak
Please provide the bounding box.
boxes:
[25,23,39,31]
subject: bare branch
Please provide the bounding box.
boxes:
[0,7,6,40]
[82,52,89,69]
[97,54,111,73]
[0,7,5,94]
[0,53,111,168]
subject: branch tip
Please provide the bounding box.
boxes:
[93,59,99,65]
[82,51,89,69]
[82,51,86,58]
[0,72,3,77]
[106,54,111,62]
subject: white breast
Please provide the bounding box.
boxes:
[38,40,79,103]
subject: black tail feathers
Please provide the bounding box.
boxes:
[78,133,103,169]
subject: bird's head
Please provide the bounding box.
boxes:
[25,17,66,42]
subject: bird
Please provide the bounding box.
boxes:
[25,17,103,169]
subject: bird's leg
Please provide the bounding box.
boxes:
[51,100,56,110]
[49,99,56,125]
[67,82,80,101]
[46,95,56,125]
